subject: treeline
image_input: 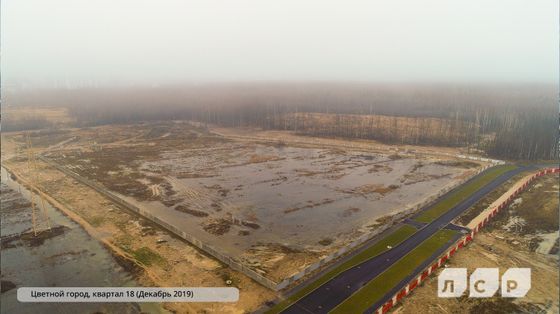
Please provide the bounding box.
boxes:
[272,112,476,147]
[4,82,558,160]
[1,116,53,132]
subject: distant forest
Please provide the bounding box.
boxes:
[4,82,558,160]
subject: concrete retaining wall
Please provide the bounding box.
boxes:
[38,157,280,290]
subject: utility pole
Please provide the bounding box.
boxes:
[25,133,51,236]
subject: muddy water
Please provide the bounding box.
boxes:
[0,167,165,314]
[128,145,465,257]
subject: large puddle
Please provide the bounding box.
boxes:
[126,145,466,255]
[0,167,165,314]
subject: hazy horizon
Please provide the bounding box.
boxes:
[2,0,558,89]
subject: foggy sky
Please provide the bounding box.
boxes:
[2,0,558,88]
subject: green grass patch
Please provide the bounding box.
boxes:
[88,215,105,227]
[331,229,458,314]
[131,247,166,267]
[114,234,134,253]
[414,165,517,223]
[266,225,417,314]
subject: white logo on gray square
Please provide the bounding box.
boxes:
[438,268,467,297]
[501,268,531,297]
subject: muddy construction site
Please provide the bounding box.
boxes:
[5,122,484,284]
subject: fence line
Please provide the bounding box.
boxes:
[373,167,559,314]
[38,156,280,290]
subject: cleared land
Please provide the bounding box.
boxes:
[484,174,559,254]
[7,121,482,283]
[397,233,559,314]
[457,172,559,254]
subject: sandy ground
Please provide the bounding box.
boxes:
[484,174,559,255]
[396,233,559,314]
[459,173,559,255]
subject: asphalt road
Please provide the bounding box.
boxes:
[281,165,530,314]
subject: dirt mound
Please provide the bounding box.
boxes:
[248,154,282,164]
[174,205,209,217]
[434,160,480,169]
[241,221,261,229]
[1,225,69,249]
[284,198,335,213]
[347,184,399,196]
[202,218,232,235]
[1,280,16,293]
[340,207,361,217]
